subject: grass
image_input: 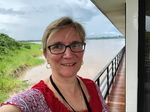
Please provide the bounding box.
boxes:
[0,42,45,104]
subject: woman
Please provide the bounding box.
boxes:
[0,17,108,112]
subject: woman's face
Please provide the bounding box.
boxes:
[45,27,84,78]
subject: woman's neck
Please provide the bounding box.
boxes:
[51,74,79,94]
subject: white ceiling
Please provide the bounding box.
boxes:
[91,0,126,36]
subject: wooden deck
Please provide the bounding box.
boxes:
[105,54,125,112]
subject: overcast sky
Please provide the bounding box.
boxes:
[0,0,123,40]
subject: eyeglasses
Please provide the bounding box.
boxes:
[48,42,86,55]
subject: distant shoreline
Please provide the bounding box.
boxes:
[86,37,125,40]
[17,37,125,42]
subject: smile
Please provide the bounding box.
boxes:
[62,63,76,66]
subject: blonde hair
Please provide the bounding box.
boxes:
[42,17,86,53]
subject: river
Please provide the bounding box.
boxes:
[19,39,125,84]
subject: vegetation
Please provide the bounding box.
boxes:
[0,33,45,103]
[86,36,125,40]
[18,40,42,42]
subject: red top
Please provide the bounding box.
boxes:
[1,77,108,112]
[32,77,105,112]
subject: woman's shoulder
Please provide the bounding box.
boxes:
[1,81,51,112]
[32,80,48,90]
[78,76,98,94]
[78,76,95,86]
[32,80,55,101]
[32,80,54,93]
[78,76,108,112]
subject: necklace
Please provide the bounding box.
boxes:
[50,75,91,112]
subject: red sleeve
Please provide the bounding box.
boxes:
[95,83,108,112]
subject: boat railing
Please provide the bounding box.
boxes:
[93,46,125,99]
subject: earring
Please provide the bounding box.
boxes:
[46,63,51,69]
[81,61,84,65]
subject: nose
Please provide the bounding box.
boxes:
[63,47,74,58]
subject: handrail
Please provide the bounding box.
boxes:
[93,46,125,99]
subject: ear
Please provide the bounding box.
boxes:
[43,51,49,63]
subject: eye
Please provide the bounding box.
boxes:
[51,44,64,50]
[72,43,81,47]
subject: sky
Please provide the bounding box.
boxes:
[0,0,123,40]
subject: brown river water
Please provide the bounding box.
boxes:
[18,39,125,84]
[7,39,125,97]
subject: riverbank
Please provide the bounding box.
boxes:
[0,37,125,104]
[0,33,45,103]
[18,39,125,83]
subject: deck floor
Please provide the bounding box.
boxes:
[105,54,125,112]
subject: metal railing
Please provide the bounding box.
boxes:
[93,46,125,99]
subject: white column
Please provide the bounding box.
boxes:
[126,0,138,112]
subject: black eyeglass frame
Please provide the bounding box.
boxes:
[47,42,86,55]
